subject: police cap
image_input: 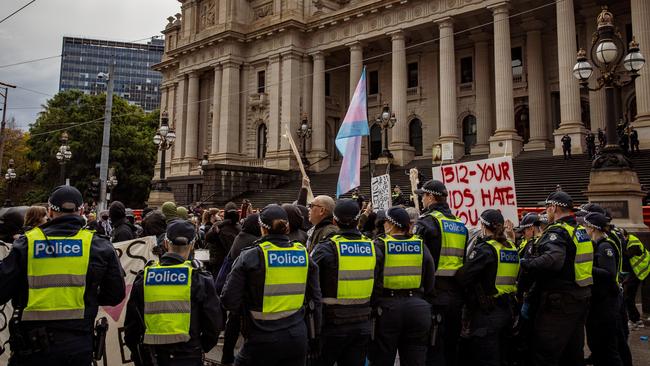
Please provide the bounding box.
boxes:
[583,212,610,231]
[575,202,608,217]
[479,209,504,229]
[48,185,83,213]
[334,199,361,224]
[544,191,575,210]
[415,179,448,197]
[259,204,288,230]
[385,207,411,229]
[166,220,196,246]
[516,213,540,233]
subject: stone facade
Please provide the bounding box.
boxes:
[153,0,650,205]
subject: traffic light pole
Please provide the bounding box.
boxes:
[97,63,114,212]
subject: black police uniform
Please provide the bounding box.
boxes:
[455,235,516,366]
[311,227,382,366]
[0,214,125,365]
[520,215,591,366]
[368,233,436,366]
[414,201,465,366]
[124,251,223,366]
[221,233,321,366]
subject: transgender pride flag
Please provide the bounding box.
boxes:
[336,67,369,198]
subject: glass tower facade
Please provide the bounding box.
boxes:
[59,36,164,112]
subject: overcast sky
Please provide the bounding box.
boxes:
[0,0,180,130]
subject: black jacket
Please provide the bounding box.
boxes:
[221,234,321,335]
[0,215,125,355]
[124,253,223,362]
[112,217,137,243]
[591,236,620,300]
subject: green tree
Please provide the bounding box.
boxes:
[28,90,159,208]
[0,128,43,205]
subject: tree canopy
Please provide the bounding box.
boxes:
[27,90,159,208]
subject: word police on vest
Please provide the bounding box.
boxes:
[500,250,519,264]
[269,251,307,267]
[387,241,422,255]
[340,242,373,256]
[34,239,83,258]
[442,220,467,235]
[576,229,590,243]
[146,267,190,285]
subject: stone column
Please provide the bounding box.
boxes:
[167,82,177,162]
[185,72,200,160]
[552,0,586,155]
[348,41,369,166]
[218,61,241,162]
[173,76,186,164]
[210,64,222,156]
[489,3,523,157]
[279,51,302,169]
[301,55,312,126]
[267,55,282,158]
[581,3,606,133]
[523,20,551,150]
[632,0,650,148]
[471,33,492,155]
[436,18,464,160]
[389,30,415,166]
[310,51,328,172]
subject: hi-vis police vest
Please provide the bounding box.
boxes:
[325,235,376,305]
[23,228,93,321]
[253,241,309,321]
[518,237,537,257]
[485,239,520,297]
[547,222,594,287]
[143,262,193,344]
[430,211,468,277]
[380,235,423,290]
[627,234,650,281]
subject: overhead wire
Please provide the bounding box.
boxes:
[0,0,36,25]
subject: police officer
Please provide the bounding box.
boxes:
[414,180,468,366]
[623,229,649,330]
[0,185,125,365]
[519,191,593,366]
[456,209,519,366]
[312,199,381,366]
[514,213,542,257]
[221,205,321,366]
[124,220,223,366]
[368,207,435,366]
[561,134,572,160]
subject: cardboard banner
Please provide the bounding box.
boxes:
[371,174,392,211]
[0,242,13,364]
[0,236,157,365]
[432,156,519,228]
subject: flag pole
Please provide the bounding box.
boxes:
[364,67,373,193]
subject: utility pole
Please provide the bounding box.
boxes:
[0,81,17,175]
[98,63,115,212]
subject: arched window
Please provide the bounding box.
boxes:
[409,119,423,156]
[370,124,382,160]
[257,124,267,159]
[462,115,477,155]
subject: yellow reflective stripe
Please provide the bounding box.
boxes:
[332,235,376,301]
[21,308,85,321]
[631,252,647,268]
[431,211,467,275]
[384,266,422,276]
[575,253,593,263]
[440,247,465,256]
[250,309,301,320]
[264,283,306,296]
[144,300,191,314]
[144,334,191,345]
[322,297,370,305]
[260,241,308,319]
[339,269,374,280]
[576,277,594,286]
[637,264,650,280]
[436,268,458,276]
[495,276,516,286]
[27,274,86,289]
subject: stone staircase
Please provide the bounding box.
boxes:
[234,149,650,209]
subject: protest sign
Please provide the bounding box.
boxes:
[0,242,12,364]
[371,174,392,211]
[432,156,519,228]
[0,236,157,366]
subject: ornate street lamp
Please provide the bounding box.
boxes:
[198,151,209,175]
[4,159,16,206]
[376,103,397,159]
[56,131,72,184]
[153,111,176,190]
[106,168,118,203]
[296,113,312,166]
[573,7,645,169]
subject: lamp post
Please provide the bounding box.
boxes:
[296,113,312,167]
[153,111,176,190]
[376,103,397,159]
[106,168,118,203]
[56,131,72,185]
[4,158,16,206]
[573,7,645,168]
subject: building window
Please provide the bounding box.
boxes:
[325,73,331,97]
[409,119,423,156]
[370,124,382,160]
[407,62,419,88]
[368,70,379,95]
[257,124,267,159]
[460,57,473,83]
[512,47,523,80]
[257,70,266,94]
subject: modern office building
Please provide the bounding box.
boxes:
[59,36,164,112]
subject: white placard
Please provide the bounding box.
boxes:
[371,174,392,211]
[441,142,454,161]
[432,156,519,228]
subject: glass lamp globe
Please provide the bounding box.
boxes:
[56,151,63,161]
[166,131,176,144]
[595,41,618,64]
[573,61,593,81]
[159,124,169,137]
[153,134,162,145]
[4,173,8,180]
[624,50,646,72]
[64,150,72,160]
[9,172,16,179]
